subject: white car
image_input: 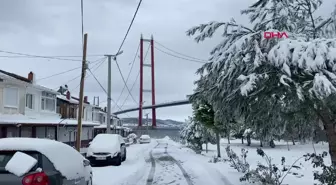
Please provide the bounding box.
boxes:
[86,134,126,166]
[0,138,92,185]
[139,135,151,144]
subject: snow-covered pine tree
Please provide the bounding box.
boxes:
[187,0,336,165]
[192,101,220,156]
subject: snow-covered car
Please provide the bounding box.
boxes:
[139,135,151,144]
[0,138,92,185]
[86,134,126,166]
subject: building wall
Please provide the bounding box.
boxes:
[0,82,26,114]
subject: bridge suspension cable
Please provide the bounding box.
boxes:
[154,40,207,62]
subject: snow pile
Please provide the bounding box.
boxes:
[0,138,86,180]
[162,136,172,141]
[5,152,37,177]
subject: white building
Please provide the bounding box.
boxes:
[0,70,100,147]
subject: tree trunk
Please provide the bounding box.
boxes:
[206,142,208,153]
[227,130,230,144]
[247,135,251,146]
[260,140,263,147]
[320,115,336,167]
[216,132,221,158]
[291,136,295,145]
[241,137,244,144]
[269,139,275,148]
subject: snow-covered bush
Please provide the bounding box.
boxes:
[224,146,250,173]
[180,117,214,153]
[304,152,336,185]
[240,148,303,185]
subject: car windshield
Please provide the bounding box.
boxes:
[91,134,119,145]
[0,151,39,173]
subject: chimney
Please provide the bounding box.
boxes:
[28,72,35,84]
[84,96,88,103]
[66,91,70,100]
[104,107,107,112]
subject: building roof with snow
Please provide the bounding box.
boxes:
[0,69,58,94]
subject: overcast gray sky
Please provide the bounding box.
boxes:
[0,0,335,122]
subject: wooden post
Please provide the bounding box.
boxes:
[76,33,88,151]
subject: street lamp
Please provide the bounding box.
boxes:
[105,51,123,134]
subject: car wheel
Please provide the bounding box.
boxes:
[122,149,127,162]
[115,153,122,166]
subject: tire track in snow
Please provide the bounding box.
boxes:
[146,143,160,185]
[150,141,193,185]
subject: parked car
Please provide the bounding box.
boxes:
[0,138,92,185]
[139,135,151,144]
[86,134,126,166]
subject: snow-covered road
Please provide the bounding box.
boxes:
[92,137,232,185]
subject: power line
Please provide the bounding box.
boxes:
[112,44,140,109]
[115,59,138,104]
[154,40,207,62]
[116,44,150,109]
[87,69,124,112]
[0,50,85,62]
[54,57,106,90]
[120,70,140,108]
[116,0,143,54]
[70,57,107,91]
[36,58,104,81]
[109,0,143,112]
[154,46,207,64]
[0,54,105,58]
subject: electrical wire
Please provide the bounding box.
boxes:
[87,69,124,112]
[154,46,207,64]
[70,57,107,91]
[111,44,140,109]
[112,44,150,110]
[120,70,140,109]
[108,0,143,113]
[54,57,106,90]
[36,58,104,81]
[154,40,207,62]
[0,54,105,58]
[116,0,143,54]
[0,50,84,62]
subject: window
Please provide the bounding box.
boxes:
[41,92,56,112]
[26,94,34,109]
[4,87,18,107]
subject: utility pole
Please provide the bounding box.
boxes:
[76,33,88,152]
[105,51,123,134]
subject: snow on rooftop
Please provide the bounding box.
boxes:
[0,72,58,94]
[0,138,86,180]
[57,95,79,104]
[0,114,99,126]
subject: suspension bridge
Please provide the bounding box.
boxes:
[110,35,206,127]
